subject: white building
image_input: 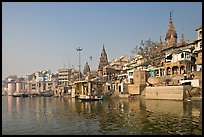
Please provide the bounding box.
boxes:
[7,78,15,95]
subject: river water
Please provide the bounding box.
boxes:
[2,96,202,135]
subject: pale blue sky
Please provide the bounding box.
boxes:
[2,2,202,79]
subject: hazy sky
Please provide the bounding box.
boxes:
[2,2,202,79]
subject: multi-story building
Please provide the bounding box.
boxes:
[109,55,129,75]
[151,12,199,76]
[23,70,52,93]
[123,55,145,71]
[193,26,202,71]
[51,73,58,92]
[35,70,52,93]
[24,73,35,93]
[57,68,70,87]
[7,78,15,95]
[164,49,193,76]
[55,67,81,96]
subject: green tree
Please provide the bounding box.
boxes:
[131,39,165,66]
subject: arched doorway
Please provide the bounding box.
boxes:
[166,67,171,75]
[172,66,179,75]
[180,66,185,74]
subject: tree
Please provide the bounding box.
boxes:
[131,39,165,67]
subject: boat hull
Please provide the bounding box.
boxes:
[78,95,103,102]
[13,93,28,97]
[79,98,102,101]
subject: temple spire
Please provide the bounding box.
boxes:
[170,10,174,22]
[159,36,163,46]
[83,62,90,76]
[165,11,177,46]
[98,45,108,77]
[180,33,185,44]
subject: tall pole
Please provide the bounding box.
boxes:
[76,47,82,81]
[89,56,93,73]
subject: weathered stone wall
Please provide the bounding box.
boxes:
[128,84,139,95]
[145,86,184,100]
[128,84,146,95]
[128,70,147,95]
[148,77,164,85]
[193,71,202,88]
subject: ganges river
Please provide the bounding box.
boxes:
[2,96,202,135]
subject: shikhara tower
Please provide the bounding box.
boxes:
[83,62,91,76]
[165,12,178,46]
[98,45,108,77]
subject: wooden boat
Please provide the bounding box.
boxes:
[13,93,21,97]
[13,93,28,97]
[36,90,53,97]
[21,93,29,97]
[78,95,103,101]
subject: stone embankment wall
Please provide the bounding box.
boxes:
[145,85,200,100]
[193,71,202,89]
[145,86,185,100]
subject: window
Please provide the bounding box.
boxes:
[108,86,110,90]
[129,72,133,76]
[130,78,134,84]
[181,53,184,58]
[32,87,35,90]
[154,70,159,77]
[199,31,202,37]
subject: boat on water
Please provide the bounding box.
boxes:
[12,93,21,97]
[78,95,103,101]
[37,90,53,97]
[13,93,29,97]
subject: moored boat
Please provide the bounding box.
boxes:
[21,93,29,97]
[13,93,21,97]
[13,93,29,97]
[78,95,103,101]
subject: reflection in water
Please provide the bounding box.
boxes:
[16,97,20,113]
[7,96,13,116]
[2,96,202,135]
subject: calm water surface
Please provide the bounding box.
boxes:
[2,96,202,135]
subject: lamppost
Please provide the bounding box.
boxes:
[89,56,93,73]
[76,47,82,81]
